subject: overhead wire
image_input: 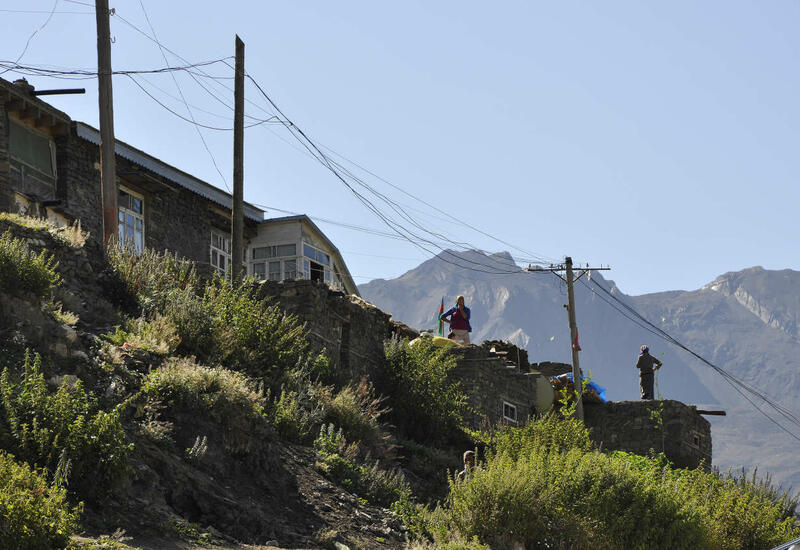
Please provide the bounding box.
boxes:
[135,0,229,190]
[578,276,800,443]
[241,70,532,276]
[1,0,60,76]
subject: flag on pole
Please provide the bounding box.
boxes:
[438,297,444,336]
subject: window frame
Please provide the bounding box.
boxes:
[502,401,518,423]
[210,229,231,276]
[118,186,145,253]
[8,119,57,187]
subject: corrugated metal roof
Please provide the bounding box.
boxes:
[75,122,264,222]
[770,536,800,550]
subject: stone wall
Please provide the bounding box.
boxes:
[255,279,393,384]
[584,400,712,470]
[0,99,11,213]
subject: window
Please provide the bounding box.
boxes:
[502,401,518,423]
[284,259,297,279]
[8,120,56,188]
[210,230,230,275]
[303,243,330,266]
[253,243,296,260]
[252,262,266,278]
[268,261,281,281]
[118,188,144,252]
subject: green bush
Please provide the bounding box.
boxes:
[383,338,466,443]
[314,424,409,507]
[0,450,82,550]
[140,359,271,456]
[0,352,131,501]
[107,247,329,385]
[0,229,61,298]
[413,415,800,550]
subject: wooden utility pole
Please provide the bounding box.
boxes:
[564,257,583,420]
[231,35,245,282]
[95,0,117,246]
[525,258,610,421]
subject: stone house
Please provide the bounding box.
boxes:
[248,214,358,295]
[0,76,357,292]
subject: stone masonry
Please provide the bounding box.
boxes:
[584,400,712,470]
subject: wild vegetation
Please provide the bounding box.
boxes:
[0,216,798,549]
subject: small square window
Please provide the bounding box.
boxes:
[503,401,518,423]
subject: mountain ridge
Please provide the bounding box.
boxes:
[359,249,800,491]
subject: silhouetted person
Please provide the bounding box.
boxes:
[636,345,663,400]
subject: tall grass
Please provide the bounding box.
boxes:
[0,229,61,298]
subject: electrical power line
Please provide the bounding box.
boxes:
[580,275,800,444]
[0,0,60,76]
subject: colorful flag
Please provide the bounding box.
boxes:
[438,297,444,336]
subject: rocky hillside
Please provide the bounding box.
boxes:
[360,250,800,491]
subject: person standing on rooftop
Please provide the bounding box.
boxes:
[441,295,472,345]
[636,345,663,400]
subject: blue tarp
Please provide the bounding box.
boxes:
[557,373,607,403]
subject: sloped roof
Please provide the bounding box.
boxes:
[262,214,359,296]
[75,122,264,222]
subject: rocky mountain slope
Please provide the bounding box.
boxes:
[360,251,800,491]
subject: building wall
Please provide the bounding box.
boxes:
[255,279,392,385]
[584,400,712,470]
[0,99,11,213]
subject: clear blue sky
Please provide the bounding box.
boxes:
[2,1,798,295]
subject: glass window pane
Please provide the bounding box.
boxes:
[131,197,143,214]
[304,244,315,259]
[9,121,54,176]
[219,256,225,271]
[253,262,266,277]
[135,218,143,232]
[277,244,296,257]
[252,247,267,260]
[269,261,281,281]
[118,190,129,208]
[134,231,143,252]
[284,260,297,279]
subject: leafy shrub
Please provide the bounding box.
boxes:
[140,359,271,456]
[0,229,61,298]
[384,338,467,443]
[0,352,132,501]
[314,424,410,507]
[418,415,800,550]
[0,450,82,550]
[203,281,315,378]
[107,247,329,385]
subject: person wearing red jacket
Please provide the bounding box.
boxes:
[441,295,472,345]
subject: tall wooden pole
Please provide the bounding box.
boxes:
[231,35,245,282]
[95,0,117,246]
[565,256,584,421]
